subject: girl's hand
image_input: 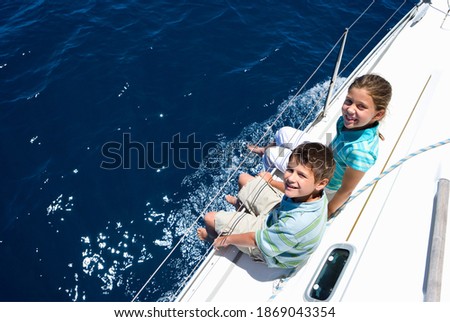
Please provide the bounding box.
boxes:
[258,171,273,183]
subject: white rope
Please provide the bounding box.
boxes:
[266,138,450,301]
[332,138,450,218]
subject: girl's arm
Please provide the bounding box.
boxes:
[328,167,365,218]
[257,171,285,192]
[213,232,256,249]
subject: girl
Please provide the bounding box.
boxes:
[244,74,392,218]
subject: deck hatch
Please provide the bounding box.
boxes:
[306,245,353,301]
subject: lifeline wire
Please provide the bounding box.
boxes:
[131,0,398,302]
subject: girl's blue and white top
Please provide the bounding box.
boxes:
[255,194,327,268]
[327,116,379,191]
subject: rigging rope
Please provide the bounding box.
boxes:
[267,137,450,301]
[132,0,412,302]
[267,0,411,166]
[337,137,450,216]
[340,0,409,76]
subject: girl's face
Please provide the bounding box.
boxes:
[341,87,385,130]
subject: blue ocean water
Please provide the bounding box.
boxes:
[0,1,416,301]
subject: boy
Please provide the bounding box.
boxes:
[197,142,335,268]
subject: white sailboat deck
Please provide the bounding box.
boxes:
[176,0,450,302]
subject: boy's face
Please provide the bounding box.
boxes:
[283,160,327,202]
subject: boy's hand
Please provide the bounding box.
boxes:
[213,236,229,250]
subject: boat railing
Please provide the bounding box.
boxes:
[309,0,418,129]
[424,178,449,302]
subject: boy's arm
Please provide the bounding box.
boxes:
[213,232,256,250]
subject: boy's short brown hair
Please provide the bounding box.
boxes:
[288,142,335,183]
